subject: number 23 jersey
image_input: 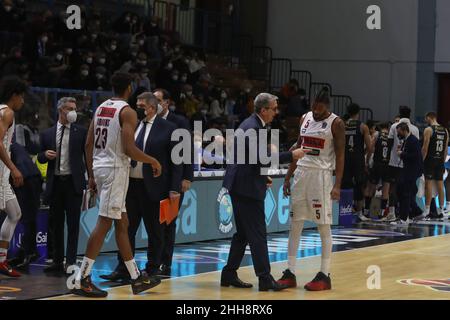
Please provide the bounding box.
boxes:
[93,99,130,169]
[297,111,339,171]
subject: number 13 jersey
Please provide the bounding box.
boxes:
[93,99,130,169]
[297,111,338,171]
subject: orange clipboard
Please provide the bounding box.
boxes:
[159,195,180,225]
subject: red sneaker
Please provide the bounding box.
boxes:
[277,269,297,288]
[0,261,21,277]
[304,272,331,291]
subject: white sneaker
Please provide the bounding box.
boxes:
[358,213,370,221]
[390,219,409,226]
[381,213,396,222]
[413,214,426,222]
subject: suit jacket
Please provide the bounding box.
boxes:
[38,124,87,200]
[165,111,194,182]
[223,113,293,201]
[141,116,183,202]
[11,143,41,180]
[400,134,423,181]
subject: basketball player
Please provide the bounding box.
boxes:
[72,73,162,298]
[416,112,449,220]
[0,76,27,278]
[277,88,345,290]
[342,103,372,221]
[364,123,391,219]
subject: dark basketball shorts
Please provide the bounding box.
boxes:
[369,164,390,184]
[424,160,445,181]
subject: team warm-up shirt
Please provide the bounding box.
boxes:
[297,111,338,171]
[373,132,391,165]
[426,125,449,162]
[93,99,130,169]
[344,119,364,161]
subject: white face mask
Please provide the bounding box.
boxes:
[96,73,103,79]
[41,36,48,43]
[110,45,117,51]
[4,5,12,12]
[172,75,179,81]
[99,58,106,64]
[56,54,63,61]
[200,109,207,116]
[66,110,77,123]
[157,104,163,114]
[139,40,145,46]
[167,63,173,70]
[81,70,89,77]
[86,57,93,64]
[245,88,251,93]
[66,48,73,55]
[221,92,227,99]
[169,105,176,112]
[186,91,193,97]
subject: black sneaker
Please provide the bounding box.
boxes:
[131,273,161,295]
[71,276,108,298]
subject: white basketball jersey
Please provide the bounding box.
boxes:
[0,105,14,184]
[297,111,338,171]
[93,99,130,169]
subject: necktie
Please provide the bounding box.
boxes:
[131,122,147,168]
[56,125,66,173]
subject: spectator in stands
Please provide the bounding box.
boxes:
[155,59,174,89]
[0,0,22,54]
[0,46,26,76]
[281,79,300,102]
[71,64,95,90]
[191,105,209,132]
[24,31,51,67]
[179,84,199,118]
[209,88,227,120]
[136,67,151,91]
[104,38,122,71]
[47,50,69,87]
[93,66,110,91]
[286,87,308,117]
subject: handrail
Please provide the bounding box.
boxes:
[270,58,292,92]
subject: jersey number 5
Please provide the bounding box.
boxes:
[95,128,108,149]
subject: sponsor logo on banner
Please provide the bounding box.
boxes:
[217,188,233,234]
[398,278,450,292]
[264,189,276,226]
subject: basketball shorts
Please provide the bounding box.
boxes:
[0,183,16,210]
[424,160,445,181]
[369,163,390,185]
[290,166,334,225]
[94,166,130,220]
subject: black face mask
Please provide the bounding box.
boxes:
[136,108,146,121]
[397,134,404,140]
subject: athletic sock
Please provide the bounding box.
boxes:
[389,206,395,215]
[318,225,332,275]
[424,205,430,216]
[446,201,450,210]
[0,248,7,263]
[124,259,140,280]
[76,256,95,281]
[287,220,304,274]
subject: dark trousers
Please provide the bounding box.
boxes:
[15,176,42,255]
[50,175,82,265]
[117,179,164,273]
[398,178,419,221]
[160,193,184,268]
[223,193,271,279]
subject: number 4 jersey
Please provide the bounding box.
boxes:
[297,111,339,171]
[93,99,130,169]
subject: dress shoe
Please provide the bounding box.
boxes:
[44,263,65,274]
[159,265,172,277]
[99,269,130,282]
[259,275,289,292]
[16,253,39,270]
[221,273,253,288]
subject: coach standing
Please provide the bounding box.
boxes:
[100,92,183,281]
[154,88,194,276]
[221,93,306,291]
[38,97,87,274]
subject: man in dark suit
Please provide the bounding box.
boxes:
[154,88,194,276]
[100,92,183,280]
[38,97,87,274]
[393,122,423,225]
[221,93,306,291]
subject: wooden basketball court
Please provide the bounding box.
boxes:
[46,233,450,300]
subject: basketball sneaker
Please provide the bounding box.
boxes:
[390,218,409,225]
[0,261,21,277]
[381,212,396,222]
[131,273,161,295]
[378,207,389,220]
[357,212,370,222]
[72,275,108,298]
[304,272,331,291]
[277,269,297,288]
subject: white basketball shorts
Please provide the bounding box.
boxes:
[94,166,129,220]
[290,166,334,225]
